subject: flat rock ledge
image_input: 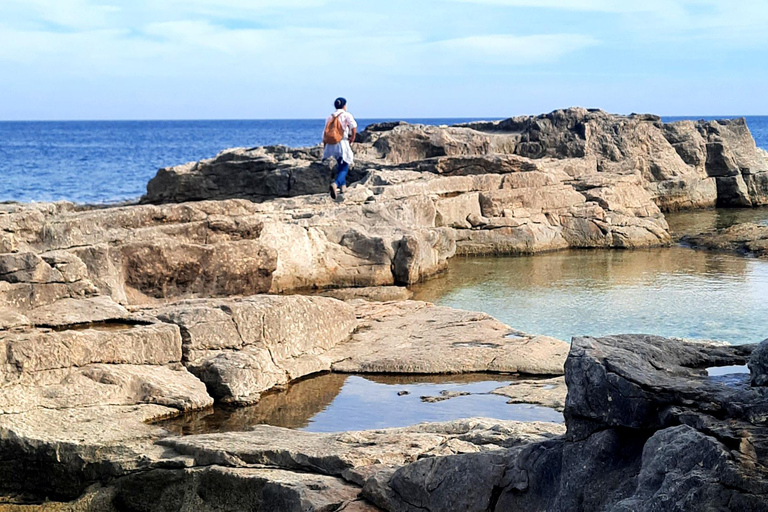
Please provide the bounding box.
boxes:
[0,292,568,510]
[363,334,768,512]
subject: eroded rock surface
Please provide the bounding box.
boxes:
[330,301,568,376]
[146,109,768,213]
[3,108,767,511]
[683,222,768,258]
[0,289,568,510]
[365,335,768,511]
[129,298,568,405]
[750,339,768,387]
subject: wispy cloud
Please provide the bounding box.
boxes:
[432,34,599,65]
[1,0,768,119]
[446,0,684,13]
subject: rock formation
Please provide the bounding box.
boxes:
[0,291,568,508]
[364,335,768,511]
[2,108,768,511]
[145,109,768,212]
[683,222,768,258]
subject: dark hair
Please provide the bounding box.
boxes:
[334,97,347,109]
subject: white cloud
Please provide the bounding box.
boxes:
[447,0,684,13]
[0,0,120,29]
[432,34,599,65]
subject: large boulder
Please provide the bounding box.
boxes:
[363,335,768,511]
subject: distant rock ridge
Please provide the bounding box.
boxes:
[145,107,768,211]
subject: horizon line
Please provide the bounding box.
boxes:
[0,113,765,123]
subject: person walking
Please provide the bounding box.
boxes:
[322,97,357,199]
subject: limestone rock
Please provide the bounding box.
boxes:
[330,301,568,375]
[158,419,564,477]
[143,295,358,404]
[113,466,371,512]
[319,286,413,302]
[1,322,180,373]
[491,376,567,411]
[0,363,212,415]
[23,296,128,328]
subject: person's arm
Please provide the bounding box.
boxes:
[348,114,358,143]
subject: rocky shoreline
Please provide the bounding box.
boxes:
[1,108,768,511]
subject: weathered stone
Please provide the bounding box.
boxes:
[491,376,567,411]
[0,405,185,501]
[113,466,372,512]
[319,286,413,302]
[365,335,768,512]
[143,295,358,404]
[330,301,568,375]
[120,239,277,298]
[683,222,768,258]
[158,419,564,478]
[1,323,180,373]
[23,296,128,328]
[749,339,768,387]
[434,193,482,229]
[0,364,212,415]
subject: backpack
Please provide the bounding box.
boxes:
[323,113,345,145]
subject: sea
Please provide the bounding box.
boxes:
[1,116,767,205]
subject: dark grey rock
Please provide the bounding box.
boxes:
[364,335,768,512]
[750,339,768,387]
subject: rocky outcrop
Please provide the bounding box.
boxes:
[3,108,767,511]
[319,286,413,302]
[0,291,568,508]
[364,335,768,511]
[145,109,768,213]
[750,339,768,387]
[683,222,768,258]
[140,295,359,404]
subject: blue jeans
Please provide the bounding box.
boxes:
[334,157,349,188]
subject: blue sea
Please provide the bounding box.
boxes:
[1,116,767,204]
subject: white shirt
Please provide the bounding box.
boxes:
[322,109,358,164]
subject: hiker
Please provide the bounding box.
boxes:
[322,97,357,199]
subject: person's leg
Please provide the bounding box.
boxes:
[335,157,349,189]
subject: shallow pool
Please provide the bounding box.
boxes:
[158,373,563,435]
[411,246,768,345]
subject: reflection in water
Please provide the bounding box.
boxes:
[157,372,563,435]
[666,207,768,238]
[158,372,348,435]
[411,247,768,344]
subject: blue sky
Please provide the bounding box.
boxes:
[1,0,767,119]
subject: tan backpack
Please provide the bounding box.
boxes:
[323,113,344,145]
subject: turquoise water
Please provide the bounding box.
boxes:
[412,246,768,345]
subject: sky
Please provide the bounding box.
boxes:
[1,0,768,120]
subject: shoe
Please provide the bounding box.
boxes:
[340,185,347,194]
[329,183,338,199]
